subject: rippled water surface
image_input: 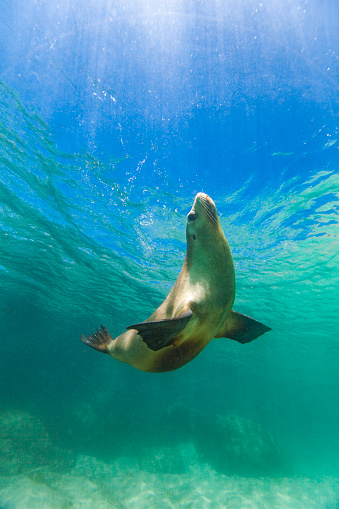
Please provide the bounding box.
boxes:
[0,1,339,507]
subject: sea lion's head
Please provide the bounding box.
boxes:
[185,192,232,277]
[186,192,219,243]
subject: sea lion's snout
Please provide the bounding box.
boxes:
[193,193,218,225]
[196,192,215,208]
[196,192,211,201]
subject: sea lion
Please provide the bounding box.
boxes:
[81,192,271,373]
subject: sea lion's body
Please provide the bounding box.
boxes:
[81,193,271,372]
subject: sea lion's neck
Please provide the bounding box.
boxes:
[185,231,222,272]
[185,226,235,286]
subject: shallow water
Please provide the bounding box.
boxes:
[1,1,339,507]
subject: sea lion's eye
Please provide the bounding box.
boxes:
[192,234,196,240]
[188,211,196,221]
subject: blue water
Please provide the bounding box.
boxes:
[0,0,339,507]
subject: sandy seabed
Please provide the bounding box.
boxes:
[0,455,338,509]
[0,410,338,508]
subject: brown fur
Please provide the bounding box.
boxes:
[105,193,236,372]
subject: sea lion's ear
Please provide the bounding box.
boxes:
[126,309,193,351]
[215,310,271,344]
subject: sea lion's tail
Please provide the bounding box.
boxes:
[81,325,112,354]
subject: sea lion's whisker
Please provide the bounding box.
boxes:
[200,199,217,224]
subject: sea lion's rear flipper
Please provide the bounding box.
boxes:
[81,325,112,354]
[215,310,271,344]
[126,309,193,351]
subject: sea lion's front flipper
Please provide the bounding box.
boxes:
[126,309,193,352]
[215,310,271,344]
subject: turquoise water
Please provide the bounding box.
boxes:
[1,80,338,507]
[1,1,339,507]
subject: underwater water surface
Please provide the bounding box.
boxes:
[0,0,339,507]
